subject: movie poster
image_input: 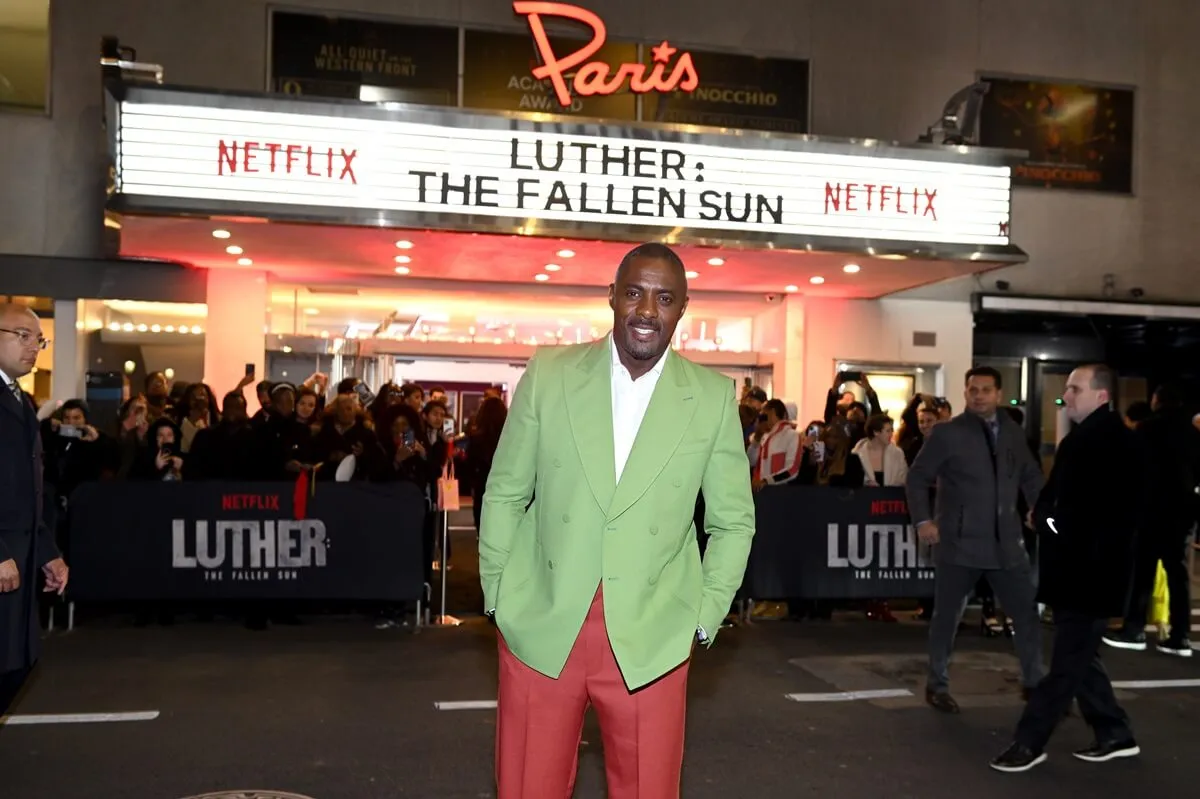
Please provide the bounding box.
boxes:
[270,11,459,105]
[978,76,1134,193]
[642,52,809,134]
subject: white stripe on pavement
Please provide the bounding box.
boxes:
[434,700,497,710]
[1142,624,1200,632]
[785,689,913,703]
[1111,679,1200,690]
[0,711,160,725]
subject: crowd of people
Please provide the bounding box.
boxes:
[36,370,511,627]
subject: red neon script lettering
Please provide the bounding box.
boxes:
[513,1,700,108]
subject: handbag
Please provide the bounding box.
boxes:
[437,459,461,511]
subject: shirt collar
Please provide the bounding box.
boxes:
[0,367,13,387]
[609,333,670,380]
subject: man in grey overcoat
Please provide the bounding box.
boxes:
[906,366,1044,713]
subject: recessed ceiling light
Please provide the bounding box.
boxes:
[534,273,550,282]
[557,249,575,258]
[225,245,243,255]
[178,325,190,334]
[784,285,799,293]
[395,255,412,264]
[395,240,414,249]
[685,270,700,279]
[544,263,561,272]
[192,326,203,334]
[150,324,161,333]
[121,323,133,332]
[212,229,231,239]
[304,308,320,315]
[237,257,253,266]
[843,263,861,274]
[136,324,147,332]
[394,266,410,275]
[810,276,825,285]
[707,257,725,266]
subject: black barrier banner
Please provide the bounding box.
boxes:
[744,487,935,599]
[67,481,426,602]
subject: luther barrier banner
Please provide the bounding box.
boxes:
[744,487,935,599]
[67,481,427,602]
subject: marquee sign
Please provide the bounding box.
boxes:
[110,90,1015,249]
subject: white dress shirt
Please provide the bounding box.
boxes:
[610,334,670,483]
[609,337,710,642]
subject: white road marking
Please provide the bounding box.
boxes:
[1142,624,1200,632]
[434,700,497,710]
[785,689,913,703]
[1111,679,1200,690]
[0,711,160,726]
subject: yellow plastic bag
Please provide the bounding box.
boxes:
[1149,561,1170,631]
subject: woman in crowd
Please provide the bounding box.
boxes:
[853,414,909,487]
[177,383,219,453]
[294,385,322,431]
[130,417,185,482]
[468,396,508,535]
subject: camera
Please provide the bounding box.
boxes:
[1130,287,1145,299]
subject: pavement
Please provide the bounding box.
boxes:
[2,522,1199,799]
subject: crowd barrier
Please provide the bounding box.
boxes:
[743,486,937,600]
[67,481,427,603]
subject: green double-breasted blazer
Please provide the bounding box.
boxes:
[479,337,756,690]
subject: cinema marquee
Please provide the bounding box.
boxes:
[107,82,1020,258]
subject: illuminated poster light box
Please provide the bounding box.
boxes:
[112,101,1013,247]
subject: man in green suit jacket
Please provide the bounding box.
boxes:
[480,243,756,798]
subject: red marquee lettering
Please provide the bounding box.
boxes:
[216,140,359,183]
[513,1,699,108]
[823,181,939,222]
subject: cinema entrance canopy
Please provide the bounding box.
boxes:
[105,81,1025,400]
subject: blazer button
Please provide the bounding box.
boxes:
[553,458,562,468]
[562,513,570,523]
[649,525,659,535]
[648,575,658,585]
[548,560,555,570]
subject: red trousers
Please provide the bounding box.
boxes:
[496,587,690,799]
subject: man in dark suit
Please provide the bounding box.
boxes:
[906,366,1045,713]
[991,364,1144,772]
[0,303,69,716]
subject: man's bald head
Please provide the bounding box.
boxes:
[0,302,43,380]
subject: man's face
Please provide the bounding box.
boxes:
[63,408,86,427]
[406,391,424,411]
[147,372,169,398]
[225,397,248,423]
[917,409,938,437]
[273,390,295,417]
[609,255,688,363]
[430,390,447,405]
[745,398,764,413]
[425,404,446,431]
[847,406,866,425]
[1063,367,1107,423]
[156,426,175,449]
[334,397,357,426]
[837,391,855,410]
[0,307,42,379]
[965,375,1001,417]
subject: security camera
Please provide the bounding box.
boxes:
[764,293,779,303]
[995,280,1010,291]
[1130,287,1145,299]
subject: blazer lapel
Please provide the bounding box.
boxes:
[0,385,25,423]
[608,351,697,521]
[564,339,617,513]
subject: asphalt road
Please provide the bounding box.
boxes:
[2,530,1198,798]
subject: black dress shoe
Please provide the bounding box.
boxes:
[925,689,960,714]
[1073,739,1140,762]
[990,742,1047,773]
